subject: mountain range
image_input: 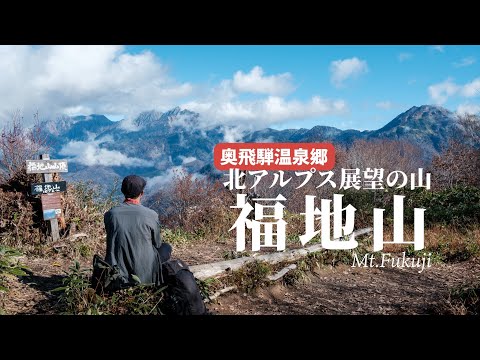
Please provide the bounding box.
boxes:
[40,105,473,190]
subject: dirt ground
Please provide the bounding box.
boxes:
[0,241,232,314]
[208,258,480,315]
[2,246,479,314]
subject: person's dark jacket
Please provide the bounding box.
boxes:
[104,202,163,285]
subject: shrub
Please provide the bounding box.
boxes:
[339,185,480,228]
[0,112,47,190]
[150,170,237,242]
[0,245,29,292]
[227,260,271,293]
[0,187,45,250]
[0,178,119,255]
[0,115,119,254]
[431,141,480,189]
[405,186,480,227]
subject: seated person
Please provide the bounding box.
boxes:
[104,175,171,286]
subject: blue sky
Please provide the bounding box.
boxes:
[0,45,478,131]
[127,45,480,130]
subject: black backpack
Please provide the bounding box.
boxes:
[90,254,128,294]
[161,259,207,315]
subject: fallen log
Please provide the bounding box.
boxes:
[206,286,237,303]
[191,227,372,280]
[267,264,297,281]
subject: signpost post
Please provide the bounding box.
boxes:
[26,154,68,242]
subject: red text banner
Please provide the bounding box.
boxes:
[214,143,335,171]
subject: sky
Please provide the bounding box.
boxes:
[0,45,478,131]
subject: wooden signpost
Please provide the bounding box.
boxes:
[27,154,68,242]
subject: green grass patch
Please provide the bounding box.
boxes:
[0,245,29,293]
[52,261,167,315]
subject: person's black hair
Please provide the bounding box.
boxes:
[121,175,146,199]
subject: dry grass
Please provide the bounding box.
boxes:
[0,179,117,259]
[150,171,238,243]
[58,181,118,257]
[446,287,480,315]
[382,224,480,261]
[0,187,46,251]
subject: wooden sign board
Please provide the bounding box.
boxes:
[41,193,63,220]
[26,159,68,174]
[31,181,67,195]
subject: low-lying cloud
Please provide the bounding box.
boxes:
[457,103,480,115]
[144,166,205,194]
[59,138,154,167]
[118,117,142,132]
[221,126,246,143]
[185,95,347,130]
[179,156,197,164]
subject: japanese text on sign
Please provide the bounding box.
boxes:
[30,181,67,195]
[26,160,68,173]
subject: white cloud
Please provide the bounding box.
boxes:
[63,105,93,116]
[461,77,480,97]
[254,136,274,143]
[398,53,413,62]
[428,77,480,104]
[169,113,198,128]
[0,46,348,131]
[453,56,476,68]
[144,167,204,193]
[179,156,197,164]
[185,96,347,130]
[428,78,460,104]
[431,45,445,53]
[118,117,143,132]
[145,166,184,191]
[0,45,192,126]
[330,57,368,88]
[59,139,153,167]
[232,66,294,95]
[221,126,246,142]
[376,101,394,110]
[180,66,348,130]
[457,103,480,115]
